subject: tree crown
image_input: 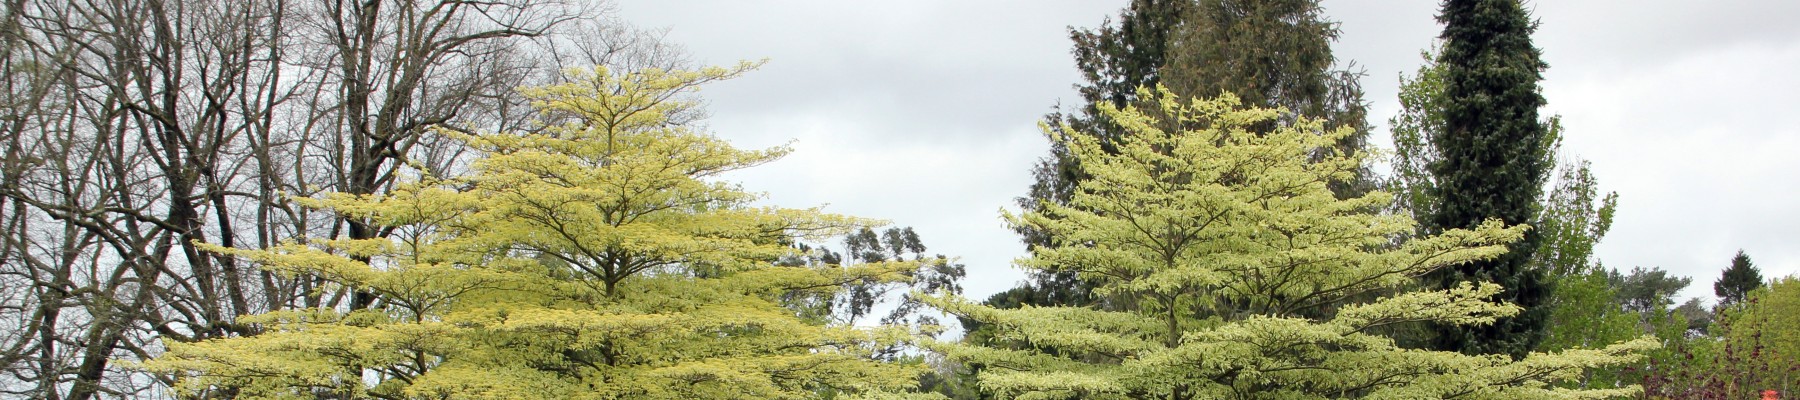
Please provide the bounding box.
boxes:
[929,86,1651,399]
[142,64,930,399]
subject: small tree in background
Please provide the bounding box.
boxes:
[1714,250,1765,308]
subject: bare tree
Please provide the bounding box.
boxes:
[0,1,298,397]
[0,0,686,397]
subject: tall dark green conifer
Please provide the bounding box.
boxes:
[1714,249,1763,307]
[1425,0,1555,359]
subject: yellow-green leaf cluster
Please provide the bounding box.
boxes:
[144,64,927,399]
[928,86,1652,399]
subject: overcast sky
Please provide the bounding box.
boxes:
[617,1,1800,305]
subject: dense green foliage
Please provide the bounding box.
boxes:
[1377,14,1753,397]
[1160,0,1373,189]
[929,87,1651,399]
[1010,0,1190,310]
[1423,0,1558,359]
[1386,7,1743,396]
[1388,46,1564,239]
[1713,277,1800,395]
[1010,0,1374,314]
[4,1,1789,399]
[1062,0,1189,144]
[1647,276,1800,398]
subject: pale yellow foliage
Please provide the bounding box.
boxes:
[144,64,929,399]
[926,87,1654,399]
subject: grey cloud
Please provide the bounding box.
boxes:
[623,0,1800,303]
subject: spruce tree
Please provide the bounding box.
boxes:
[1010,0,1371,310]
[1714,249,1764,307]
[1424,0,1556,359]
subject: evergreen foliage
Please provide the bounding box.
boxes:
[1714,250,1764,307]
[140,65,933,399]
[1388,46,1562,250]
[1536,269,1637,374]
[929,87,1653,399]
[1161,0,1374,191]
[1614,267,1693,317]
[1423,0,1557,359]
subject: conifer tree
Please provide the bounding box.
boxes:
[1423,0,1557,359]
[930,87,1652,399]
[142,65,929,399]
[1008,0,1189,310]
[1713,249,1764,307]
[1161,0,1373,187]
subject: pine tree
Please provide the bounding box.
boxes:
[929,87,1652,399]
[1423,0,1556,359]
[1714,249,1764,307]
[141,65,930,399]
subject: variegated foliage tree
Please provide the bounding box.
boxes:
[143,65,931,400]
[928,87,1654,400]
